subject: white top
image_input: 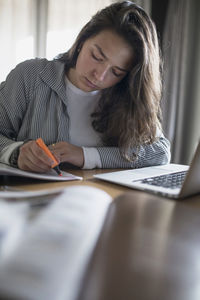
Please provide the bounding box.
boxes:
[65,77,102,169]
[65,76,101,147]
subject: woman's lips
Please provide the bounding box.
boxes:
[84,77,99,89]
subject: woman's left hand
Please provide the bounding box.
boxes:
[48,142,84,168]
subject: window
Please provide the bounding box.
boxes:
[0,0,113,82]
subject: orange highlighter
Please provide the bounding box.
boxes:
[36,138,62,176]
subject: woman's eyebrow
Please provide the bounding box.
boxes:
[94,44,107,59]
[94,44,129,73]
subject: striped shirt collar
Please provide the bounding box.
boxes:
[39,59,67,103]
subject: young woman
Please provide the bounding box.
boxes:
[0,1,170,173]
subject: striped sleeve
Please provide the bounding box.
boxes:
[0,63,27,151]
[0,59,48,153]
[0,142,24,164]
[96,136,171,169]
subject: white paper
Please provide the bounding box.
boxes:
[0,163,82,181]
[0,201,28,259]
[0,186,69,199]
[0,186,112,300]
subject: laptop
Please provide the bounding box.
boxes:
[94,141,200,199]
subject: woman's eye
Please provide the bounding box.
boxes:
[91,52,103,62]
[112,69,123,77]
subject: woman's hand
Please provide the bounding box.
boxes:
[48,142,84,168]
[18,140,58,173]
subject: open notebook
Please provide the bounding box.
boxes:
[94,141,200,199]
[0,163,82,181]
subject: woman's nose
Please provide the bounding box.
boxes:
[94,64,109,82]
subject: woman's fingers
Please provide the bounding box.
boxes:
[49,142,84,167]
[18,140,55,173]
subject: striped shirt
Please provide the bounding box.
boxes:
[0,58,171,169]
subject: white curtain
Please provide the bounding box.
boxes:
[0,0,114,82]
[0,0,35,82]
[46,0,114,60]
[162,0,200,164]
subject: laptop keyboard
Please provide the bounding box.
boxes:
[140,171,187,189]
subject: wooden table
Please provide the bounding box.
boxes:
[1,169,200,299]
[1,168,200,207]
[78,192,200,300]
[0,168,130,199]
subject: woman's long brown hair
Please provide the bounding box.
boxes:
[57,1,163,161]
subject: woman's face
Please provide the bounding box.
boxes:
[68,30,134,92]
